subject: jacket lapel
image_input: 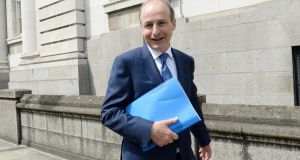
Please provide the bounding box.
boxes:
[140,44,163,85]
[172,48,186,88]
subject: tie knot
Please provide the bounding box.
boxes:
[159,53,169,63]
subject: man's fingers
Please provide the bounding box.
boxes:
[170,132,178,140]
[161,117,178,125]
[198,145,212,160]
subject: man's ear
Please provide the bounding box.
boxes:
[172,19,176,29]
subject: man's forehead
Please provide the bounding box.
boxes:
[141,0,169,14]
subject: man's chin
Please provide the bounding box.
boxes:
[149,45,163,52]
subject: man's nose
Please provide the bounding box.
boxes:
[152,24,160,37]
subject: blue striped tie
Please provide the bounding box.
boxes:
[159,53,173,81]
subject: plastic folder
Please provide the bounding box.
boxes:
[125,78,201,151]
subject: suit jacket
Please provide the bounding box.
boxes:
[101,44,211,160]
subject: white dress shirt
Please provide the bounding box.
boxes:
[147,45,178,80]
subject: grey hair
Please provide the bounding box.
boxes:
[139,0,175,22]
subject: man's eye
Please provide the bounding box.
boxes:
[144,24,152,28]
[159,22,166,25]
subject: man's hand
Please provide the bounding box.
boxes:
[199,144,212,160]
[150,117,178,147]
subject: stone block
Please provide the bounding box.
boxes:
[79,80,91,95]
[0,72,9,81]
[81,139,120,160]
[41,39,84,57]
[70,65,79,79]
[78,63,89,80]
[40,25,85,45]
[196,47,292,76]
[199,12,240,30]
[239,4,266,24]
[0,89,31,101]
[248,143,300,160]
[82,119,122,143]
[22,126,34,142]
[39,0,84,20]
[47,113,63,134]
[40,11,85,32]
[210,139,243,160]
[37,81,59,95]
[90,78,107,96]
[0,82,8,89]
[32,68,49,81]
[33,129,48,146]
[38,0,61,9]
[9,70,30,82]
[21,81,38,93]
[86,45,102,64]
[262,19,291,48]
[0,99,18,144]
[194,53,223,75]
[63,115,82,137]
[8,81,22,90]
[63,135,82,154]
[172,32,193,54]
[58,80,79,95]
[88,62,112,80]
[172,18,188,34]
[47,132,65,151]
[21,111,33,127]
[32,112,47,130]
[191,20,290,54]
[48,66,72,80]
[206,93,295,106]
[294,34,300,46]
[197,71,292,97]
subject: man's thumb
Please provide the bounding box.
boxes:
[162,117,178,125]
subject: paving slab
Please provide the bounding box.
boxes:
[0,139,66,160]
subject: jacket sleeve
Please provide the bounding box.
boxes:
[101,55,153,148]
[189,58,211,147]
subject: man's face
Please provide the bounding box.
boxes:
[140,1,176,52]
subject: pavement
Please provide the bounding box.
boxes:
[0,139,66,160]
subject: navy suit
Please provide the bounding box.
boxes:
[101,44,210,160]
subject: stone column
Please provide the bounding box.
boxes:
[0,0,8,61]
[21,0,37,55]
[0,0,9,89]
[5,0,15,39]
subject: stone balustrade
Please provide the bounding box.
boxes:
[0,91,299,160]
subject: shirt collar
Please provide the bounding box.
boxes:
[147,44,174,61]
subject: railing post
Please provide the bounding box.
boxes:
[0,89,31,144]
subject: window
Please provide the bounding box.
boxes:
[108,5,140,31]
[292,46,300,106]
[6,0,23,54]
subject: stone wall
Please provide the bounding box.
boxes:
[172,0,300,105]
[202,103,300,160]
[3,93,296,160]
[87,0,300,106]
[86,27,143,96]
[17,94,121,160]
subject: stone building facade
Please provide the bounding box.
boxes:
[1,0,300,106]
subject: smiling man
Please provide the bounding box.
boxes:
[101,0,212,160]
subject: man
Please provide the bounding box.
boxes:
[101,0,212,160]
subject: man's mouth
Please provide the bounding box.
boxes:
[152,37,164,41]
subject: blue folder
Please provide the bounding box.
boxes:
[126,78,201,151]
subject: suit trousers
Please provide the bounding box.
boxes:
[176,153,181,160]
